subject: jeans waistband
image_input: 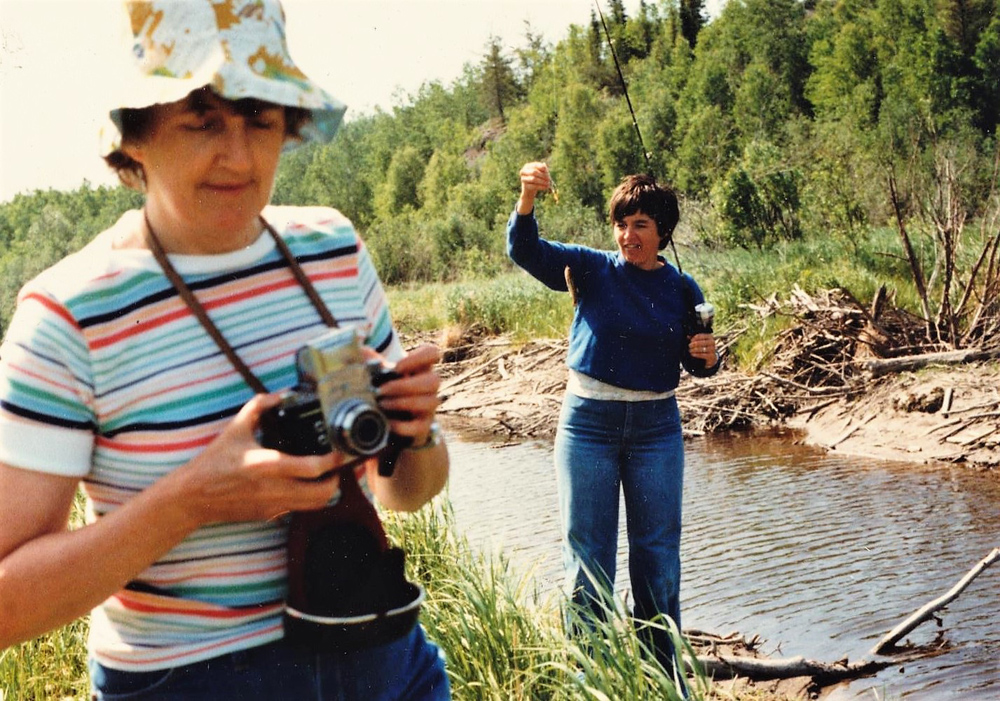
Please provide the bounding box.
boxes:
[567,369,676,402]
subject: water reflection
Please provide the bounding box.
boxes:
[443,425,1000,699]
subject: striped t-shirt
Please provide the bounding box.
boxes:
[0,205,403,671]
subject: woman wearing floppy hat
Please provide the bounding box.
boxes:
[0,2,449,699]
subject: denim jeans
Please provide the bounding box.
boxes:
[89,624,449,701]
[554,391,684,664]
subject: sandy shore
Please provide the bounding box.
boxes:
[786,361,1000,471]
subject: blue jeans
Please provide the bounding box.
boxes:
[554,392,684,663]
[89,624,449,700]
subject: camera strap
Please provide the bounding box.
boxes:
[142,210,339,394]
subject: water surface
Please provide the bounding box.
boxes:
[444,427,1000,699]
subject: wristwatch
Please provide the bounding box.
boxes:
[406,421,442,452]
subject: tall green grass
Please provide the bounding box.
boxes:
[389,272,575,342]
[0,619,90,700]
[1,498,709,700]
[386,498,708,700]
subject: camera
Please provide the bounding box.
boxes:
[257,326,410,476]
[258,326,425,651]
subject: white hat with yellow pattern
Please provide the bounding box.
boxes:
[102,0,346,154]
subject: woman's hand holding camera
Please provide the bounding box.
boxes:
[173,343,447,525]
[366,343,449,511]
[371,344,443,447]
[175,393,344,526]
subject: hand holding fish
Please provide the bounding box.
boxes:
[516,162,558,214]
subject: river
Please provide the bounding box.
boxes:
[443,425,1000,699]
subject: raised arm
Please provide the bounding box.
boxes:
[508,162,592,291]
[516,161,555,215]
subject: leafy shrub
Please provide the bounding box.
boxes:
[365,211,436,285]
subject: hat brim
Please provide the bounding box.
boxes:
[103,61,346,157]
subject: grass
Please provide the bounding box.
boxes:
[390,499,711,700]
[389,272,575,343]
[2,498,714,701]
[0,619,90,700]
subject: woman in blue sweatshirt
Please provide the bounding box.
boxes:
[507,162,720,673]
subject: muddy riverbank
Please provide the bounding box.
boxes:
[426,331,1000,475]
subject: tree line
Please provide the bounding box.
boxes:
[2,0,998,345]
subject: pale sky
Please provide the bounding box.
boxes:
[0,0,723,203]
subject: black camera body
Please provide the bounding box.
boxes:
[257,326,424,652]
[257,327,410,476]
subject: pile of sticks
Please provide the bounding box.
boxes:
[680,284,1000,435]
[680,286,871,434]
[430,285,999,440]
[435,336,569,439]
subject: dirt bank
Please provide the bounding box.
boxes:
[423,285,1000,474]
[787,361,1000,470]
[427,332,999,474]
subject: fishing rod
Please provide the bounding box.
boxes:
[594,2,720,338]
[594,0,684,276]
[594,0,653,176]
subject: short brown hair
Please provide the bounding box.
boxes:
[608,174,680,250]
[104,87,311,190]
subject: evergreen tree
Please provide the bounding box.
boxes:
[679,0,706,48]
[480,35,522,125]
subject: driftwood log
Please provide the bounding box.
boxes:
[871,547,1000,654]
[691,549,999,689]
[862,347,1000,378]
[695,653,893,685]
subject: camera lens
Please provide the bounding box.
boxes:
[329,399,390,456]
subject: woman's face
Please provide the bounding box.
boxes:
[124,91,286,253]
[614,211,662,270]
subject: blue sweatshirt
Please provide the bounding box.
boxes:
[507,209,718,392]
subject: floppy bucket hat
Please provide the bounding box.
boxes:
[102,0,346,155]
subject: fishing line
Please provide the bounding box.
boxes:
[595,0,652,175]
[594,0,683,273]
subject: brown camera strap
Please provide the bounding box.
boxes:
[142,210,338,394]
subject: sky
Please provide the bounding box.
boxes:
[0,0,723,203]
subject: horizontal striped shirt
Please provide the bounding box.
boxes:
[0,205,402,670]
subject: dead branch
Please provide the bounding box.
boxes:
[888,171,933,326]
[695,653,892,684]
[871,547,1000,655]
[439,355,505,393]
[684,549,998,688]
[861,347,1000,378]
[760,372,848,395]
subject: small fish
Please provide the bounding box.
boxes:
[564,266,579,306]
[549,177,559,204]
